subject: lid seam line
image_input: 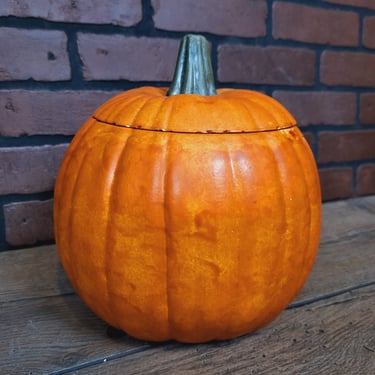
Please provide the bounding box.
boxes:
[92,116,297,135]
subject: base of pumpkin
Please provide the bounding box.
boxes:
[106,325,127,339]
[105,324,252,344]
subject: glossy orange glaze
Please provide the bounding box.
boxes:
[54,88,321,343]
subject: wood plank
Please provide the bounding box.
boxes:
[1,196,374,304]
[0,294,149,374]
[1,236,373,307]
[292,195,375,305]
[74,284,375,375]
[294,221,375,305]
[0,196,373,374]
[0,245,73,303]
[320,195,375,244]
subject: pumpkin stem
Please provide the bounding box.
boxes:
[167,34,217,96]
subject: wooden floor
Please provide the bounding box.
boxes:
[1,196,374,374]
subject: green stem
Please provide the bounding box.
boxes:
[167,34,217,96]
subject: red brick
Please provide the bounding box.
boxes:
[273,2,358,47]
[363,17,375,49]
[357,164,375,196]
[273,91,356,126]
[0,144,68,195]
[0,90,119,137]
[321,51,375,87]
[319,168,353,201]
[77,35,179,81]
[0,28,70,81]
[152,0,267,37]
[318,130,375,163]
[324,0,375,10]
[360,94,375,125]
[4,199,54,247]
[218,45,315,86]
[0,0,142,26]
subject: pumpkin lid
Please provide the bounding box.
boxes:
[92,35,296,134]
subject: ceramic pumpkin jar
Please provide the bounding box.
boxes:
[54,35,321,343]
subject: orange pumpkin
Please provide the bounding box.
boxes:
[54,35,321,343]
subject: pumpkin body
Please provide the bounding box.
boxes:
[54,86,321,343]
[54,35,321,343]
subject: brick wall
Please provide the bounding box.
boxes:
[1,0,375,250]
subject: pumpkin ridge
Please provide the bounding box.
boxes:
[274,129,314,304]
[147,94,170,131]
[222,141,242,334]
[293,138,312,277]
[126,93,161,126]
[289,133,312,280]
[288,132,319,288]
[132,93,166,128]
[261,134,289,314]
[97,92,150,124]
[162,132,172,339]
[158,97,180,338]
[268,133,296,307]
[221,90,296,130]
[225,93,281,130]
[92,116,297,135]
[247,97,283,130]
[111,94,153,123]
[224,96,260,131]
[102,130,134,328]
